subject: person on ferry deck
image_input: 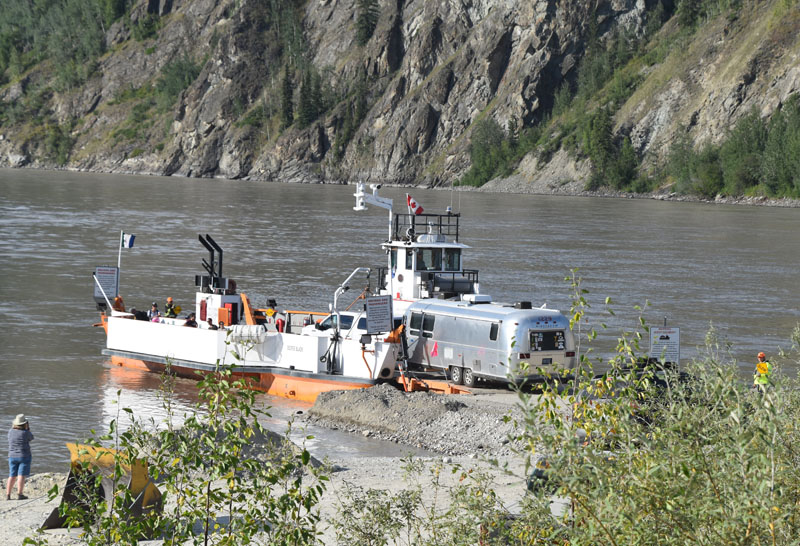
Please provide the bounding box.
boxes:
[147,302,159,320]
[184,313,198,328]
[165,297,177,318]
[207,318,218,330]
[112,295,125,312]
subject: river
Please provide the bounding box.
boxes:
[1,168,799,472]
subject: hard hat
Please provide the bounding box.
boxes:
[758,352,766,359]
[167,297,173,302]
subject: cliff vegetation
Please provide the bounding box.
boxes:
[0,0,798,199]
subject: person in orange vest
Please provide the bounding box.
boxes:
[753,351,772,390]
[112,295,125,312]
[165,297,177,318]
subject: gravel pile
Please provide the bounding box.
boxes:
[305,384,525,457]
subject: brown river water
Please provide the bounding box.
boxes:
[1,168,799,472]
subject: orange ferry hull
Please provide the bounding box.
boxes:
[108,355,377,403]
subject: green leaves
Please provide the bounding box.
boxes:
[31,356,325,546]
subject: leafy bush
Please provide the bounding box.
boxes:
[131,13,160,41]
[31,361,325,545]
[155,56,202,111]
[44,123,74,165]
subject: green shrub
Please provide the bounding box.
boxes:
[155,56,201,111]
[32,361,325,545]
[131,13,159,41]
[44,123,74,165]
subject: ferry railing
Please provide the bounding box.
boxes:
[392,213,461,241]
[376,267,479,295]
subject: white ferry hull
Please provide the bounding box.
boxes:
[102,315,399,402]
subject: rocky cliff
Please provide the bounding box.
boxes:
[1,0,798,189]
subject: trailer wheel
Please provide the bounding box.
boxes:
[450,366,464,385]
[462,367,476,387]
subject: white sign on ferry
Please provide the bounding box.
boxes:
[93,266,119,304]
[650,327,680,364]
[366,295,393,334]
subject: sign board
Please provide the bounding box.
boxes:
[365,295,393,334]
[649,327,680,364]
[93,266,119,305]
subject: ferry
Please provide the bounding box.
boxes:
[93,183,574,400]
[95,236,402,403]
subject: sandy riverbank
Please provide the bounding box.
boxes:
[1,385,531,544]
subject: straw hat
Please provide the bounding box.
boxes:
[12,414,27,427]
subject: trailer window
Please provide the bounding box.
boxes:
[422,314,435,338]
[489,323,499,341]
[530,330,566,351]
[409,312,423,335]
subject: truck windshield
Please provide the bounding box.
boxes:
[319,314,354,331]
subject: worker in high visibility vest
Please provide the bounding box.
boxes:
[165,297,177,318]
[753,351,772,389]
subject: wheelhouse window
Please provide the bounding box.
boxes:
[416,248,442,271]
[391,249,397,270]
[530,330,566,351]
[406,249,414,269]
[443,249,461,271]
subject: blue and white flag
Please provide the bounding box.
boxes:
[122,232,136,248]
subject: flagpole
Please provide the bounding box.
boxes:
[118,230,123,269]
[117,230,124,294]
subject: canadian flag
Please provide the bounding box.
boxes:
[406,194,424,215]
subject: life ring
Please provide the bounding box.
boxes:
[276,318,285,333]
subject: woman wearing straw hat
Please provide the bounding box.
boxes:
[6,414,33,500]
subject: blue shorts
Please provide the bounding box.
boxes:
[8,457,31,477]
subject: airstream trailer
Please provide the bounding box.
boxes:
[403,297,577,387]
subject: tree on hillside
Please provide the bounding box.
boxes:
[583,107,614,185]
[761,97,800,196]
[356,0,380,46]
[719,109,767,195]
[281,67,294,128]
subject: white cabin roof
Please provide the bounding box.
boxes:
[407,298,566,324]
[383,241,470,249]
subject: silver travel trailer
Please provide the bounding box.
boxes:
[403,297,577,387]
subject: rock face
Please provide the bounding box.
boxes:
[1,0,799,189]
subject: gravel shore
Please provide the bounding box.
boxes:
[305,383,525,458]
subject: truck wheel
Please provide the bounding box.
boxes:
[450,366,464,385]
[463,367,476,387]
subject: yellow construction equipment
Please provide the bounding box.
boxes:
[42,443,162,531]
